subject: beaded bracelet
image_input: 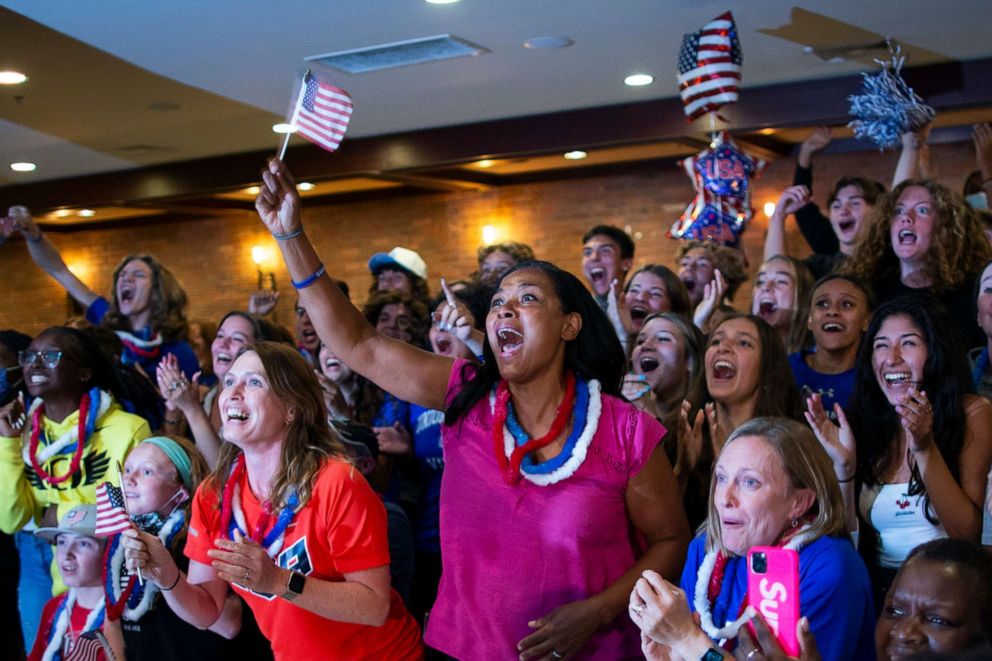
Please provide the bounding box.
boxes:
[272,227,304,241]
[292,263,327,290]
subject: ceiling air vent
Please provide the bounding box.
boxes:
[306,35,488,74]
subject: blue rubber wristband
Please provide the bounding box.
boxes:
[272,227,304,241]
[292,263,326,290]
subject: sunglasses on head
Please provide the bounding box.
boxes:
[18,350,64,369]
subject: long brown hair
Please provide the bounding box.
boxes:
[103,254,190,341]
[205,342,345,509]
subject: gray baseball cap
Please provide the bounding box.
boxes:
[34,505,98,544]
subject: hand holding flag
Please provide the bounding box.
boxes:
[94,481,132,537]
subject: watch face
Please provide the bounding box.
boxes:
[701,649,724,661]
[288,571,306,594]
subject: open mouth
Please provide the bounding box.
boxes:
[883,372,915,387]
[838,219,856,233]
[434,336,453,355]
[898,229,918,244]
[324,358,341,370]
[120,286,134,304]
[588,267,606,284]
[226,407,249,421]
[821,322,845,333]
[712,359,736,380]
[682,277,696,293]
[60,562,78,574]
[495,327,524,354]
[638,355,660,373]
[30,374,49,385]
[758,300,778,316]
[302,329,318,342]
[630,305,649,322]
[215,352,233,366]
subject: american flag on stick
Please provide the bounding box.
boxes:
[282,70,353,156]
[94,482,131,537]
[677,12,743,121]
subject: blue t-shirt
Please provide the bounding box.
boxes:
[681,533,875,661]
[86,297,199,381]
[409,404,445,554]
[788,350,856,421]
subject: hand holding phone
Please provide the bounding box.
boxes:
[747,546,800,657]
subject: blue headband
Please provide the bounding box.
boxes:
[141,436,193,490]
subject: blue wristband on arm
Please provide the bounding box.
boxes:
[292,263,326,290]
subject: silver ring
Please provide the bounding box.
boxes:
[746,649,760,661]
[169,382,181,392]
[630,603,645,615]
[551,651,564,660]
[243,567,250,580]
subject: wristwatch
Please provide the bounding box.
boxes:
[700,648,724,661]
[281,571,306,601]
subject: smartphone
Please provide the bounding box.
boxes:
[747,546,800,657]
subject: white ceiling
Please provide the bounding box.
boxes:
[2,0,991,183]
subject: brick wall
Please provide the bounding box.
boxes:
[0,140,976,336]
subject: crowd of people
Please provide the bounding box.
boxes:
[0,122,991,661]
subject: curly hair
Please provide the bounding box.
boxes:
[476,242,535,267]
[847,296,971,523]
[205,342,345,510]
[843,180,992,293]
[366,270,431,312]
[677,241,748,301]
[103,254,190,342]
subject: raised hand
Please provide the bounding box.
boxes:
[974,123,992,181]
[606,278,632,343]
[3,206,41,241]
[248,290,280,316]
[798,127,832,167]
[693,269,726,334]
[256,158,302,236]
[0,393,26,438]
[374,422,412,456]
[774,186,811,218]
[155,353,198,414]
[434,278,475,341]
[804,393,855,480]
[897,387,935,454]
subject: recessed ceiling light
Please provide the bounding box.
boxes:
[54,209,73,218]
[0,71,27,85]
[10,162,36,172]
[272,123,296,134]
[624,73,654,87]
[245,186,261,195]
[563,150,587,160]
[78,209,96,217]
[476,159,495,169]
[523,36,574,49]
[425,0,460,4]
[298,182,315,191]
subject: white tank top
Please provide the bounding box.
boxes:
[870,483,947,568]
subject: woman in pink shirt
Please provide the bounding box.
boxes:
[254,158,690,660]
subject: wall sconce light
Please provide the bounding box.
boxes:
[252,246,276,291]
[482,224,498,246]
[763,201,777,218]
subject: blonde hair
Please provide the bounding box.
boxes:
[704,417,847,554]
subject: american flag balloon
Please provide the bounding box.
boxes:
[669,132,765,247]
[677,12,743,121]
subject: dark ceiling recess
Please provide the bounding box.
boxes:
[2,56,991,229]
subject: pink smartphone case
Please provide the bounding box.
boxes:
[747,546,800,656]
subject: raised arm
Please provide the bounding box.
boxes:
[763,186,811,263]
[892,124,931,188]
[0,395,42,533]
[7,207,99,309]
[256,158,452,411]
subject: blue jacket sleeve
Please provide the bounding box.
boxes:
[85,296,110,326]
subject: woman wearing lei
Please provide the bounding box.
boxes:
[630,418,874,661]
[0,326,150,646]
[121,341,423,660]
[7,206,199,381]
[256,157,690,659]
[105,435,259,659]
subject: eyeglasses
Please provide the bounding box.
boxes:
[18,350,63,369]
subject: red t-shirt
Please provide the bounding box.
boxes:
[185,458,422,660]
[29,594,107,661]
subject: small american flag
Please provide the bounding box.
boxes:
[677,12,743,121]
[291,71,354,153]
[65,633,108,661]
[94,482,131,537]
